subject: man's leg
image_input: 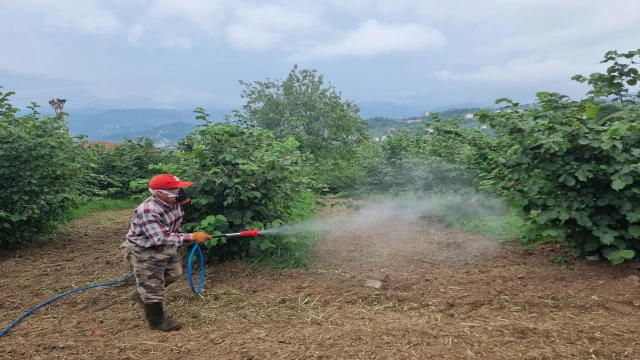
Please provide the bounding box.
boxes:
[121,242,182,331]
[164,248,183,287]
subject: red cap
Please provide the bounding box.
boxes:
[149,174,193,190]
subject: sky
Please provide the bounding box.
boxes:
[1,0,638,112]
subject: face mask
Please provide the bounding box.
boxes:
[176,188,190,205]
[159,189,191,205]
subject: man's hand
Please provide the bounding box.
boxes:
[177,226,182,233]
[192,232,212,244]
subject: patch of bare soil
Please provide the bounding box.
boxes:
[1,203,640,360]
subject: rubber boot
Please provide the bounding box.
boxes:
[143,302,182,332]
[129,289,144,307]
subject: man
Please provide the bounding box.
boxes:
[121,174,212,332]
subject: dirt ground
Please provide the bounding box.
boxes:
[1,202,640,360]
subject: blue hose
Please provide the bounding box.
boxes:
[187,242,204,295]
[0,242,204,338]
[0,273,135,338]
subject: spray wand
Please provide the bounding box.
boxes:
[210,229,260,238]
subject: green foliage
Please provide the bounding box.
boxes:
[93,137,176,198]
[238,64,369,192]
[68,137,116,201]
[477,49,640,264]
[358,114,492,197]
[247,191,319,269]
[0,89,80,247]
[152,109,317,265]
[67,137,176,202]
[367,116,425,137]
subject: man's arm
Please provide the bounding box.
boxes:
[140,210,194,247]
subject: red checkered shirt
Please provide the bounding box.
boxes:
[125,196,194,247]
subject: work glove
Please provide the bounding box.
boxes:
[192,232,212,244]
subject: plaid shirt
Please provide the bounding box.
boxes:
[125,196,194,247]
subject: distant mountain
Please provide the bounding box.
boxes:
[102,121,198,148]
[58,107,231,146]
[66,108,194,138]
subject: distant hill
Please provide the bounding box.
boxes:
[53,107,232,147]
[367,107,487,138]
[13,101,526,147]
[356,101,494,119]
[66,108,193,138]
[102,121,198,148]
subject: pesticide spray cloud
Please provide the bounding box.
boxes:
[260,194,515,267]
[260,196,453,236]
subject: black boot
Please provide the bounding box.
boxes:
[143,302,182,332]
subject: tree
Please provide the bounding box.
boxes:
[238,65,369,161]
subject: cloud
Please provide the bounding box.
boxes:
[127,24,145,44]
[3,0,121,35]
[161,34,195,50]
[144,0,229,32]
[129,0,321,51]
[124,0,229,48]
[291,18,445,60]
[225,3,321,50]
[435,54,592,83]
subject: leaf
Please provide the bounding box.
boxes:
[629,226,640,238]
[595,104,625,123]
[605,252,624,265]
[607,123,631,137]
[627,79,638,86]
[626,213,640,223]
[601,139,614,150]
[584,106,600,118]
[611,178,626,191]
[620,250,635,259]
[599,231,615,245]
[564,176,576,186]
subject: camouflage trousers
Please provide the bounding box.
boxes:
[120,240,183,303]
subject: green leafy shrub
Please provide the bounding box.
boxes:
[93,137,177,199]
[476,49,640,264]
[67,136,178,203]
[0,89,80,247]
[151,109,317,265]
[69,137,116,202]
[358,115,492,197]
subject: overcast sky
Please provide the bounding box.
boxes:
[1,0,638,111]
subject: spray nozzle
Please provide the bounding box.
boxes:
[239,229,259,237]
